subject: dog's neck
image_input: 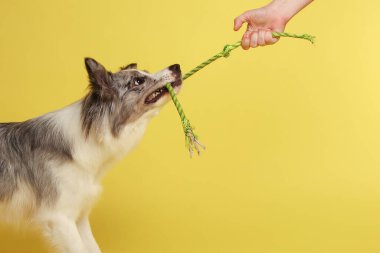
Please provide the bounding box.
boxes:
[52,100,158,179]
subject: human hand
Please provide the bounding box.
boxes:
[234,3,288,50]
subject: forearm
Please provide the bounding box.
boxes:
[268,0,313,23]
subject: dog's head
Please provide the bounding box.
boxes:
[82,58,182,137]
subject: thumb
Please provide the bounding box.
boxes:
[234,14,247,31]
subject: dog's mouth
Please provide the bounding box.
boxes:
[145,79,182,104]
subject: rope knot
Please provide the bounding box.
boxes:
[222,44,234,57]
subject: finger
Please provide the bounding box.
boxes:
[258,29,266,46]
[265,30,278,45]
[234,14,247,31]
[234,10,253,31]
[241,30,253,50]
[250,32,258,48]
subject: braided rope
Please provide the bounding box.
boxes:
[165,32,315,157]
[181,41,241,81]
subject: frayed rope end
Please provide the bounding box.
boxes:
[184,124,206,158]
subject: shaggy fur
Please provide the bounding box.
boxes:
[0,58,182,253]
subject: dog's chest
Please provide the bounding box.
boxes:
[52,163,102,217]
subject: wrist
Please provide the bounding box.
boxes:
[265,1,291,26]
[268,0,312,24]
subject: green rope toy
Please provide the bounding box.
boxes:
[165,32,315,157]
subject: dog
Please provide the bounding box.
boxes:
[0,58,182,253]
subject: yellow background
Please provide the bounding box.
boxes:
[1,0,380,252]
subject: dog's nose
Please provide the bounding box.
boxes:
[169,64,181,74]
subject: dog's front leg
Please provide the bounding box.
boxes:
[77,214,102,253]
[41,215,88,253]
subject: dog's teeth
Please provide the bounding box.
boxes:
[151,91,160,99]
[147,88,167,103]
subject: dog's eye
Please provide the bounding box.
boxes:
[134,77,145,85]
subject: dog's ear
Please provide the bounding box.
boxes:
[85,58,114,99]
[120,63,137,70]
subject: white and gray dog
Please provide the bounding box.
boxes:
[0,58,182,253]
